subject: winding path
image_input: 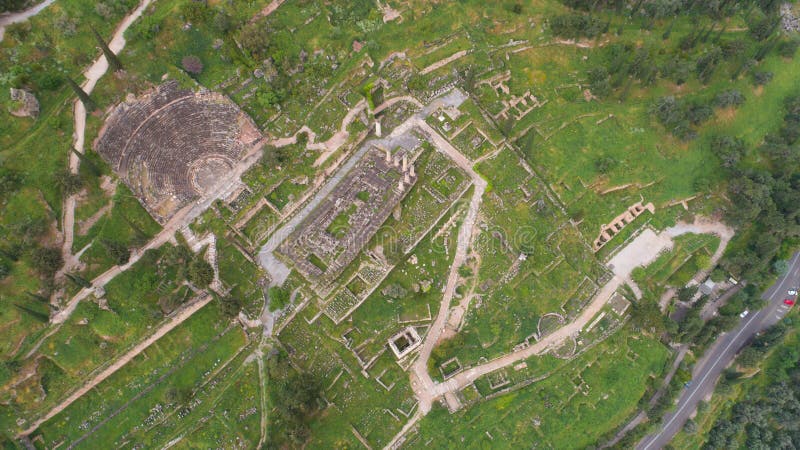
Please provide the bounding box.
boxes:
[408,118,487,415]
[389,218,734,447]
[61,0,154,274]
[20,294,212,437]
[0,0,55,41]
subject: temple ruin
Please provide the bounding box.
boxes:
[277,146,417,291]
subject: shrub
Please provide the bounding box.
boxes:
[219,295,242,318]
[594,156,617,173]
[181,55,203,75]
[753,71,773,86]
[188,257,214,287]
[713,90,745,108]
[777,39,799,58]
[550,14,606,39]
[269,286,290,312]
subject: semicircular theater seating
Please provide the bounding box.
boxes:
[95,81,259,223]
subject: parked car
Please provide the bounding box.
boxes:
[784,298,795,306]
[740,310,750,318]
[788,288,798,296]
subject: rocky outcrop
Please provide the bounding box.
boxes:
[9,88,39,118]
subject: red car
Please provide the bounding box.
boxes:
[784,298,795,306]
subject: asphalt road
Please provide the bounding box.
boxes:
[637,251,800,450]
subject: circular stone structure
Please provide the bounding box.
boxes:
[189,155,234,195]
[95,81,260,223]
[537,312,566,338]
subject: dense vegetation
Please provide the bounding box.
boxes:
[701,321,799,448]
[720,94,800,283]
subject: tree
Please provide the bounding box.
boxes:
[188,256,214,287]
[55,169,83,196]
[295,131,309,148]
[90,26,123,72]
[587,67,611,98]
[630,297,667,335]
[1,0,29,12]
[753,71,773,85]
[749,14,780,41]
[688,103,713,125]
[212,10,233,34]
[0,259,10,280]
[65,273,91,289]
[239,22,271,58]
[0,168,21,197]
[180,1,211,23]
[696,47,722,84]
[773,259,789,276]
[737,346,765,367]
[181,55,203,75]
[30,247,62,278]
[594,155,617,173]
[458,65,477,93]
[219,295,242,318]
[266,362,322,447]
[71,148,101,177]
[65,77,96,111]
[710,135,746,168]
[677,285,697,302]
[254,86,283,108]
[101,239,130,265]
[550,14,605,39]
[407,74,427,92]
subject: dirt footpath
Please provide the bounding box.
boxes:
[21,294,212,437]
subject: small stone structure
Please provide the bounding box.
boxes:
[9,88,39,118]
[388,326,421,359]
[608,292,630,316]
[94,81,261,223]
[699,278,716,296]
[593,201,655,251]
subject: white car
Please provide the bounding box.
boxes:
[789,289,798,296]
[740,310,749,318]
